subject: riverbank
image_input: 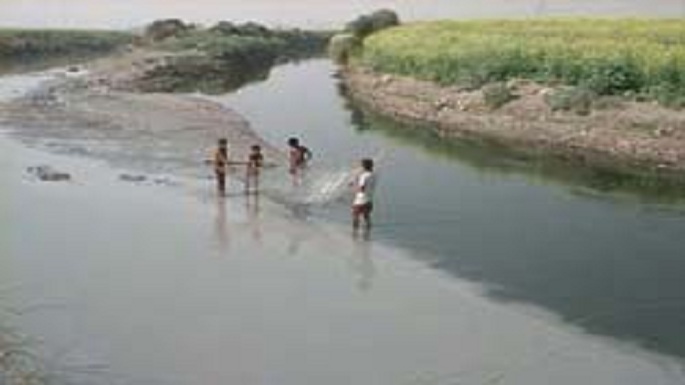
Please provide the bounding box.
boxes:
[334,18,685,180]
[340,65,685,178]
[0,50,288,175]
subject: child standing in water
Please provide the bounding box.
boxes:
[209,138,231,195]
[245,144,264,194]
[287,137,312,184]
[352,158,376,232]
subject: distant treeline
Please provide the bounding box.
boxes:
[0,29,132,59]
[136,19,335,93]
[145,19,333,61]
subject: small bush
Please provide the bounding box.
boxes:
[647,83,685,109]
[582,58,644,95]
[593,95,624,110]
[345,16,375,39]
[210,21,239,35]
[369,9,400,31]
[328,33,360,64]
[235,22,272,37]
[158,26,331,60]
[145,19,193,42]
[482,83,517,109]
[345,9,400,39]
[545,86,597,115]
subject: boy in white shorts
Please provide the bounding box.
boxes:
[352,158,376,231]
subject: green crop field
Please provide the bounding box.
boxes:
[360,19,685,103]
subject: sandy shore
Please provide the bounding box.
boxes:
[0,50,286,178]
[341,66,685,177]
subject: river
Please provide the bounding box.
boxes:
[2,2,685,385]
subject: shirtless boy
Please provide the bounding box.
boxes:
[352,158,376,231]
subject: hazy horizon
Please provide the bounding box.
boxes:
[0,0,683,30]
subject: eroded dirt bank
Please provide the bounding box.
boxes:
[341,66,685,177]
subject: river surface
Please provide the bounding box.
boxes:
[1,0,685,29]
[220,59,685,360]
[3,59,685,385]
[2,2,685,385]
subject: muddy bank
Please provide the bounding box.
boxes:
[0,51,286,177]
[340,66,685,179]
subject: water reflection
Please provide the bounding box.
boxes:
[350,231,376,291]
[213,196,230,255]
[246,192,263,243]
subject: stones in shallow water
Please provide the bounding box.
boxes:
[119,173,147,183]
[152,177,178,187]
[119,174,180,187]
[26,165,71,182]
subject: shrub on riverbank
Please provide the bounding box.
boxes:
[330,9,400,65]
[156,22,333,61]
[0,29,132,59]
[329,33,360,64]
[136,21,333,93]
[345,9,400,39]
[359,19,685,106]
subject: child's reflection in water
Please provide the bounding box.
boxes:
[246,192,262,244]
[214,196,230,255]
[351,230,376,292]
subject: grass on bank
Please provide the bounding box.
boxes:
[0,29,132,58]
[359,19,685,107]
[156,24,333,62]
[136,21,333,93]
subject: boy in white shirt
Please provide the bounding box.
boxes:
[352,158,376,231]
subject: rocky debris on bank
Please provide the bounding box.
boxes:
[26,165,71,182]
[118,174,181,186]
[340,67,685,175]
[119,173,147,183]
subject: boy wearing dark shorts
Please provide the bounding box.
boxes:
[210,138,230,195]
[287,137,312,183]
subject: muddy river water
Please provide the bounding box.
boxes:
[2,1,685,384]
